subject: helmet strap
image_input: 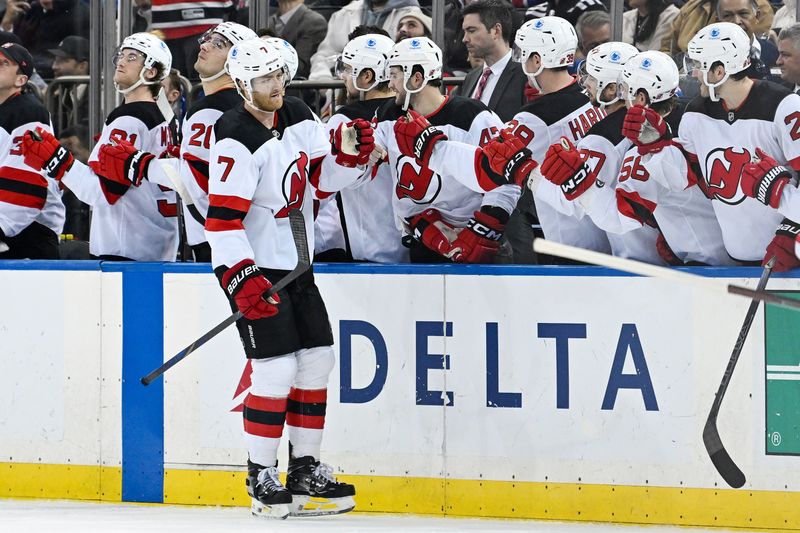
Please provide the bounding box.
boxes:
[200,69,227,83]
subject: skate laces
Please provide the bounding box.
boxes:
[314,462,336,484]
[257,466,283,490]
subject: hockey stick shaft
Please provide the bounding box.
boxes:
[702,257,775,488]
[727,284,800,310]
[140,209,310,386]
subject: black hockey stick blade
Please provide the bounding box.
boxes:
[727,284,800,311]
[702,257,775,488]
[140,209,310,386]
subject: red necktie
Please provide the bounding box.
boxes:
[473,67,492,101]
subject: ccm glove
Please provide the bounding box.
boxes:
[21,127,74,180]
[94,137,154,186]
[741,148,794,209]
[405,209,457,258]
[221,259,281,320]
[540,138,594,200]
[330,118,375,167]
[394,109,447,165]
[482,130,538,187]
[622,105,670,154]
[450,207,508,264]
[765,218,800,272]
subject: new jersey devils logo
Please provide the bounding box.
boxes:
[395,155,441,204]
[703,147,751,205]
[276,152,308,217]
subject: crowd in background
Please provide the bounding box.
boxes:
[1,0,800,263]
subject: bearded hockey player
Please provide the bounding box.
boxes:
[681,22,800,270]
[21,32,179,261]
[205,38,374,519]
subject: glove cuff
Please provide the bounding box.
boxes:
[222,259,261,298]
[757,165,792,206]
[776,217,800,239]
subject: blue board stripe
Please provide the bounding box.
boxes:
[121,269,164,503]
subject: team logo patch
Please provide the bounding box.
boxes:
[231,47,239,58]
[534,20,544,29]
[703,146,751,205]
[710,28,721,39]
[610,51,621,63]
[367,38,377,48]
[410,39,421,48]
[640,58,652,70]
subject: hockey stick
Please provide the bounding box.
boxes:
[703,257,774,488]
[727,284,800,310]
[140,209,310,386]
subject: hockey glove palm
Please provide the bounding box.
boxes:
[406,209,458,258]
[741,148,794,209]
[394,109,447,165]
[483,130,539,187]
[450,207,508,264]
[765,219,800,272]
[330,119,375,167]
[540,138,594,200]
[94,138,154,187]
[622,105,669,154]
[21,127,74,180]
[221,259,281,320]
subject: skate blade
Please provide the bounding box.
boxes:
[289,495,355,517]
[250,498,290,520]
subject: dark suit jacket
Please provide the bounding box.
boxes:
[269,4,328,80]
[454,59,528,122]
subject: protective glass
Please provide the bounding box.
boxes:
[335,57,353,79]
[511,43,529,64]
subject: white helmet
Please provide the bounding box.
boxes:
[114,32,172,95]
[337,34,395,92]
[198,22,258,82]
[620,51,679,105]
[686,22,751,102]
[580,41,639,107]
[387,37,443,109]
[513,16,577,90]
[262,37,299,81]
[225,38,288,106]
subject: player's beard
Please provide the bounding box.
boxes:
[252,90,283,112]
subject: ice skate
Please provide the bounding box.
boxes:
[246,461,292,519]
[286,456,356,517]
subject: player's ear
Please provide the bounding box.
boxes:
[15,73,28,89]
[634,89,648,107]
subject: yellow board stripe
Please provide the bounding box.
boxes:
[3,463,800,530]
[0,463,121,501]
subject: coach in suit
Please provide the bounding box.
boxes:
[268,0,328,79]
[454,0,526,122]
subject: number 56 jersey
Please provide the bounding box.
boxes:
[679,80,800,262]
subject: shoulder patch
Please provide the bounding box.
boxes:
[106,101,165,130]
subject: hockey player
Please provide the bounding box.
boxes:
[532,41,665,264]
[21,33,179,261]
[542,50,734,266]
[376,37,523,263]
[505,16,610,260]
[322,31,408,262]
[0,42,64,259]
[206,38,373,518]
[93,22,258,262]
[680,22,800,270]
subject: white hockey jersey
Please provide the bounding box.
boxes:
[679,80,800,262]
[206,97,367,271]
[321,97,408,263]
[148,88,242,247]
[61,101,179,261]
[372,95,520,231]
[507,79,609,251]
[0,92,64,238]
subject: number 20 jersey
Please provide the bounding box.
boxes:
[678,80,800,261]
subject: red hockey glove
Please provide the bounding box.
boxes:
[95,137,155,186]
[221,259,281,320]
[741,148,794,209]
[406,209,457,258]
[450,207,508,264]
[482,130,539,187]
[394,109,447,165]
[622,105,669,153]
[540,138,594,200]
[330,118,375,167]
[764,219,800,272]
[656,231,682,266]
[21,127,74,180]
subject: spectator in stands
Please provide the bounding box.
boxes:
[777,24,800,91]
[0,0,90,79]
[395,6,431,40]
[718,0,780,79]
[150,0,234,80]
[48,35,88,134]
[456,0,525,121]
[57,125,90,243]
[132,0,152,34]
[161,68,186,123]
[660,0,773,58]
[309,0,421,80]
[520,0,607,27]
[576,10,611,59]
[622,0,679,52]
[267,0,328,80]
